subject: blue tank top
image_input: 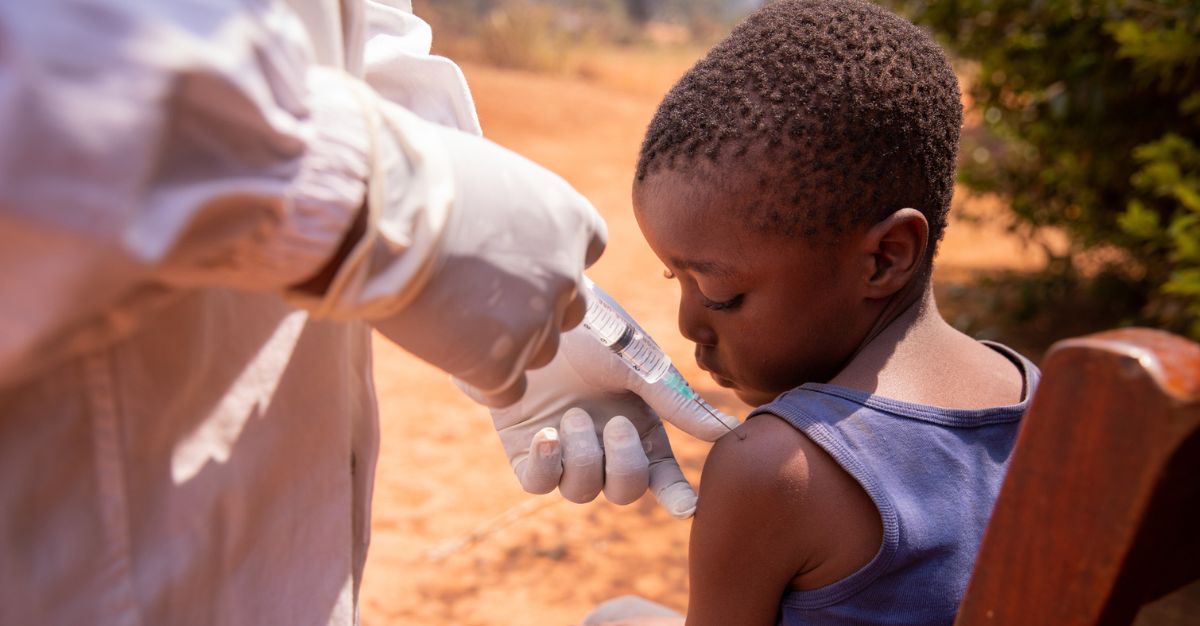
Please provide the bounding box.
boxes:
[749,342,1040,626]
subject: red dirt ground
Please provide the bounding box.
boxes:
[358,53,1049,626]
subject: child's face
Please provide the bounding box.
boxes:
[634,168,877,406]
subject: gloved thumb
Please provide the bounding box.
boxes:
[634,367,740,442]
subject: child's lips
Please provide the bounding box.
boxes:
[710,372,736,388]
[695,354,736,388]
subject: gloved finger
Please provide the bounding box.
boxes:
[560,289,586,331]
[530,279,583,369]
[527,324,561,370]
[602,416,650,505]
[513,427,563,494]
[559,408,604,503]
[635,371,741,442]
[581,202,608,268]
[642,424,697,519]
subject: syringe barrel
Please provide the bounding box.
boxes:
[580,278,672,383]
[579,279,739,439]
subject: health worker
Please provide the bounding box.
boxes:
[0,1,734,624]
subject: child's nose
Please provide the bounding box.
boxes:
[678,297,717,347]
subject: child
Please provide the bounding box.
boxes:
[585,0,1040,624]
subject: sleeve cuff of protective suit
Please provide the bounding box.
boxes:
[211,67,371,291]
[286,75,455,320]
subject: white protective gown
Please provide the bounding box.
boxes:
[0,1,480,624]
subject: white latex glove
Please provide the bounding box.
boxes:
[473,285,741,519]
[371,123,607,404]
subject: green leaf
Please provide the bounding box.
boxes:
[1165,268,1200,296]
[1118,199,1161,239]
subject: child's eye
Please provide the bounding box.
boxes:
[701,294,744,311]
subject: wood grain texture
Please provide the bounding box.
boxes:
[956,328,1200,626]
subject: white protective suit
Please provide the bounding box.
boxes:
[0,1,737,624]
[0,0,603,624]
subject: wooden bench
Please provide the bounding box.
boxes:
[956,328,1200,625]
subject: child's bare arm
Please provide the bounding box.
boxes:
[683,414,882,626]
[683,415,819,626]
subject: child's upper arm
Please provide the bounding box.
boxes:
[684,413,828,626]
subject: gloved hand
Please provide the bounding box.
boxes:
[471,284,741,519]
[370,122,607,405]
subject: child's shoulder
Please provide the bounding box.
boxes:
[704,412,814,493]
[696,412,882,591]
[697,414,823,541]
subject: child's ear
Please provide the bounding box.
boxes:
[860,208,929,299]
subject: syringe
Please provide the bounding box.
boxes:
[580,277,743,440]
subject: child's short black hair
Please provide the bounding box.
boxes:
[636,0,962,254]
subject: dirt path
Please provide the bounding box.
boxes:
[359,54,1046,626]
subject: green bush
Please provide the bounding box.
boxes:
[890,0,1200,337]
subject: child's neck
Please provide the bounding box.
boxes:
[829,287,1025,409]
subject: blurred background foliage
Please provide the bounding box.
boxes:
[890,0,1200,340]
[417,0,1200,343]
[417,0,753,71]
